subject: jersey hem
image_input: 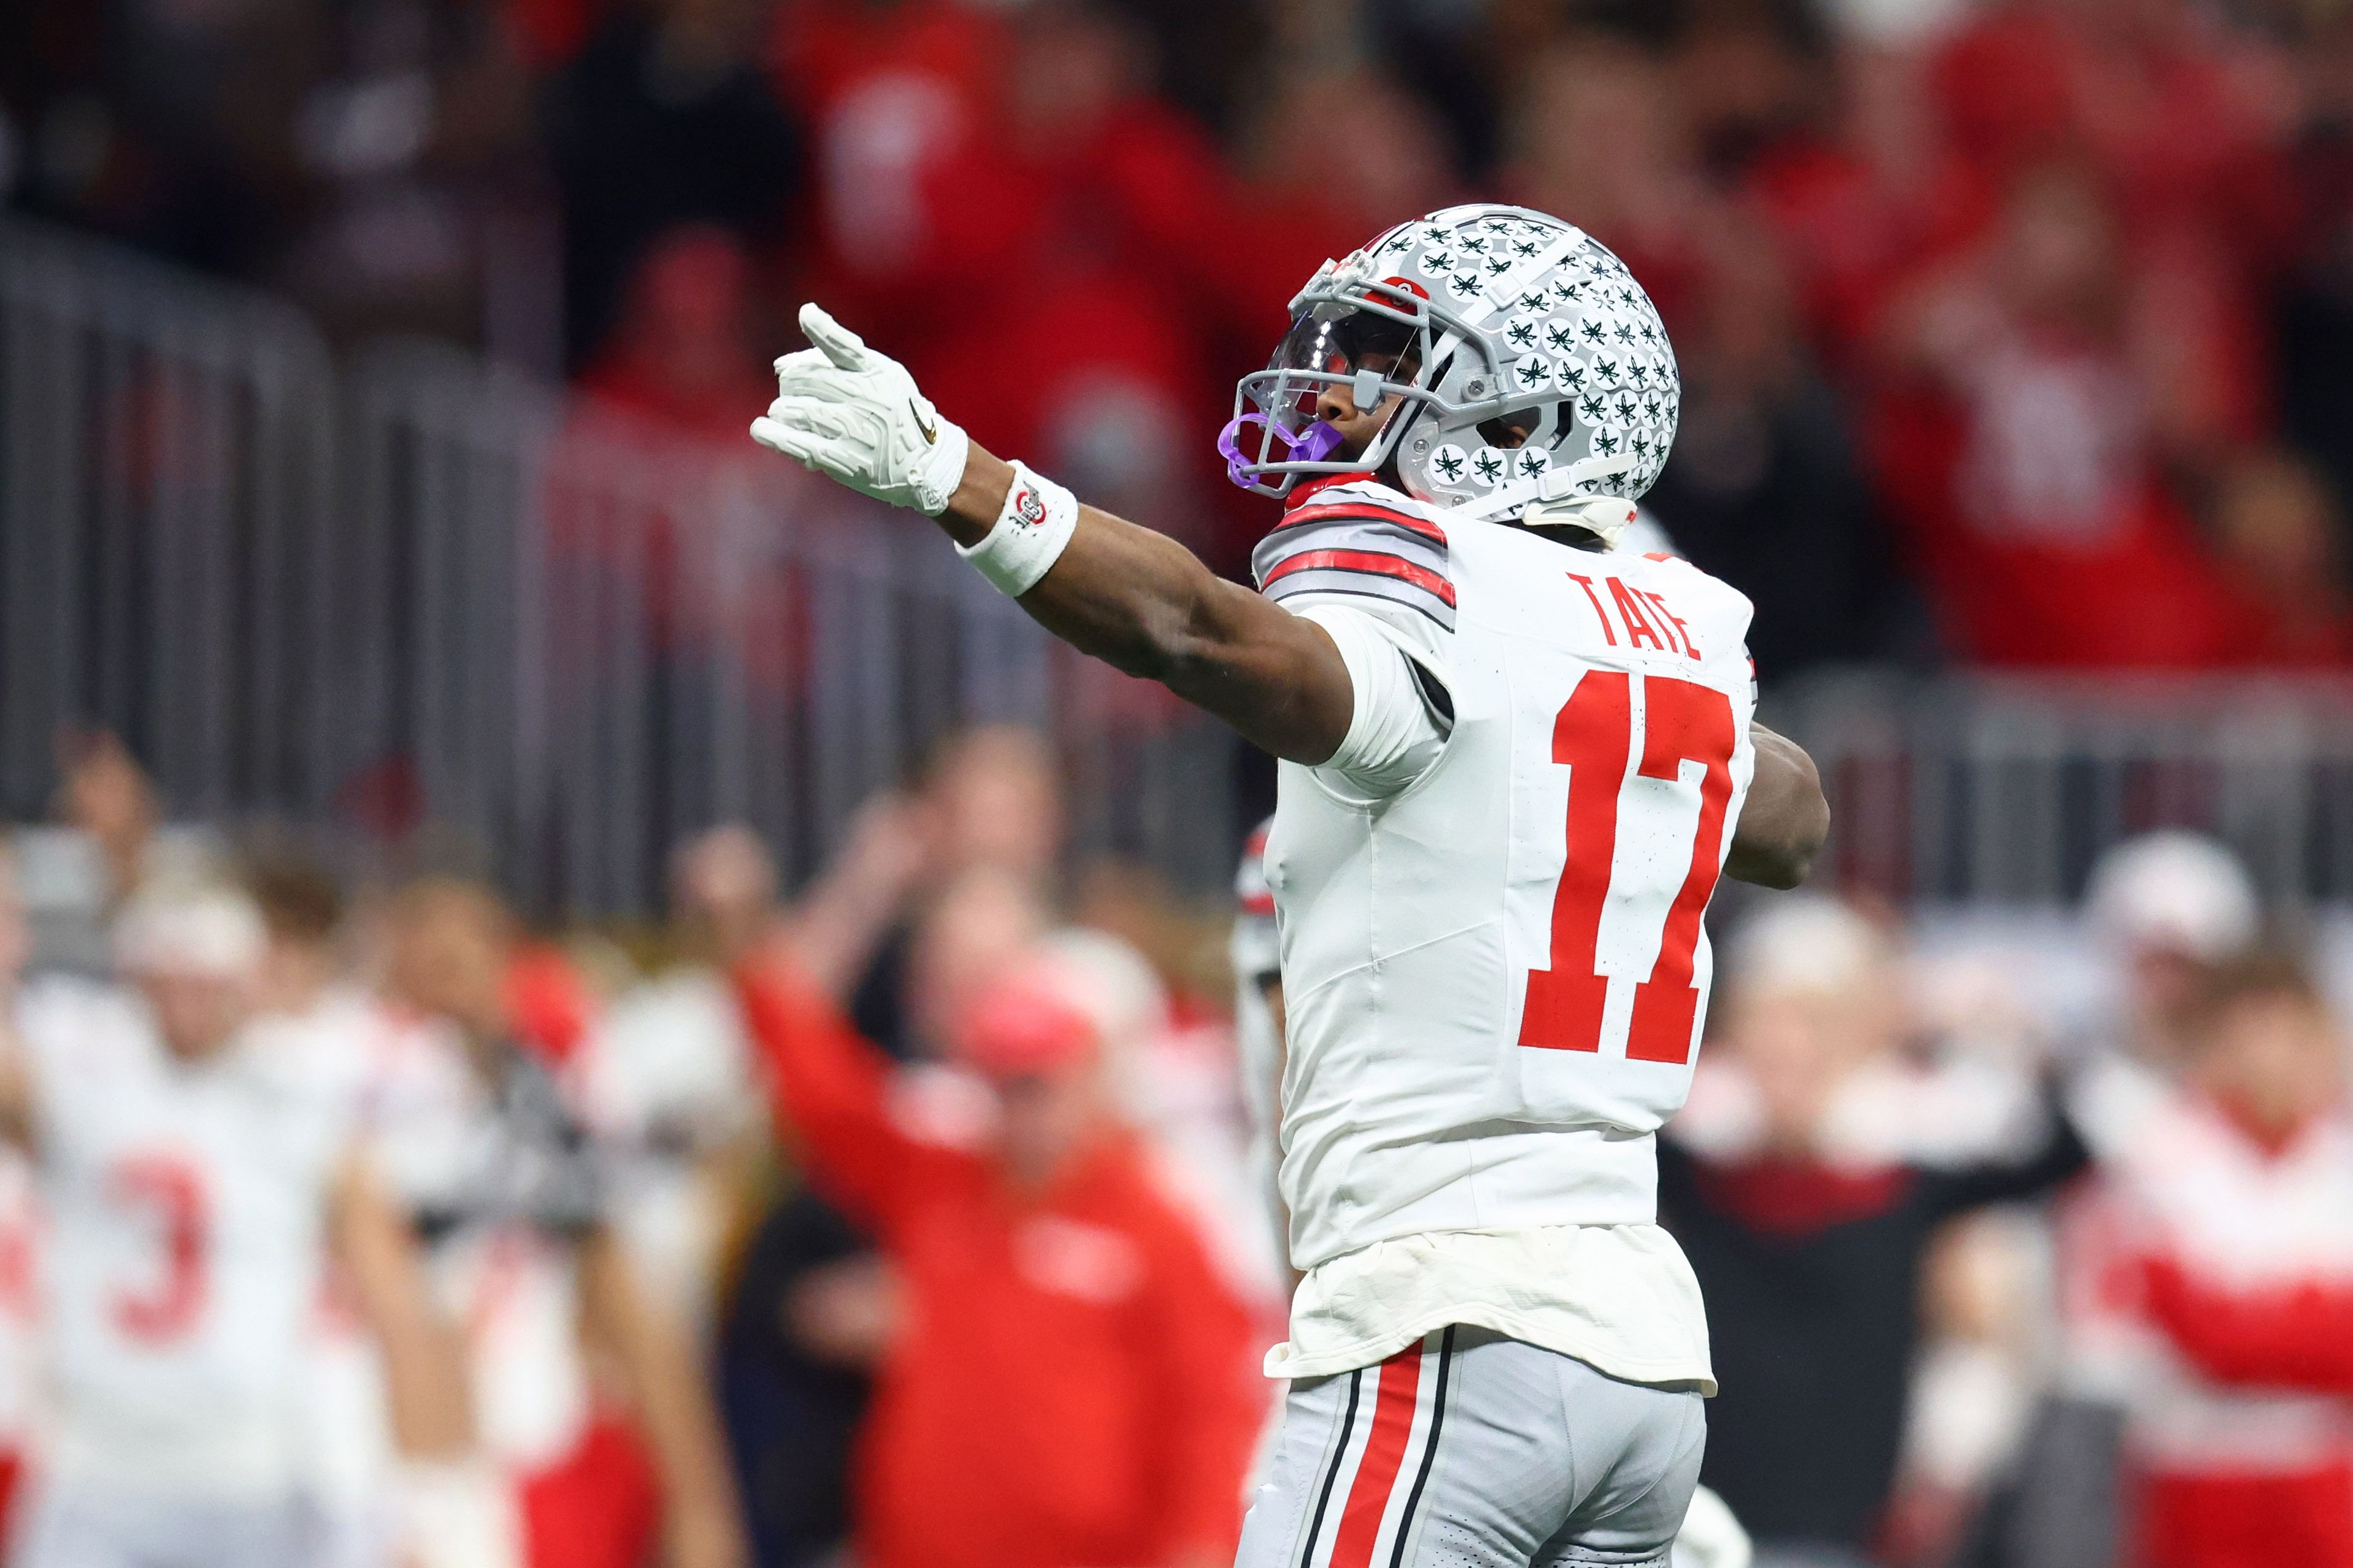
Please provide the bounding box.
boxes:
[1263,1303,1717,1396]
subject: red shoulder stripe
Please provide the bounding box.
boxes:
[1262,548,1458,607]
[1271,504,1450,546]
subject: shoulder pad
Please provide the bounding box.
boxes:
[1254,488,1456,631]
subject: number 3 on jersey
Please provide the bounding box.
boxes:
[1519,670,1737,1063]
[107,1153,211,1343]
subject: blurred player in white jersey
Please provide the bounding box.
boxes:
[752,202,1827,1566]
[378,878,746,1568]
[0,875,473,1568]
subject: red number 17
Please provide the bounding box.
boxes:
[1519,670,1736,1064]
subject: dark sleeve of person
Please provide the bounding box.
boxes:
[1910,1083,2092,1224]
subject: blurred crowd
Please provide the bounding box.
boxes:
[9,0,2353,671]
[0,725,2343,1568]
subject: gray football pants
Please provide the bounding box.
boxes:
[1236,1325,1707,1568]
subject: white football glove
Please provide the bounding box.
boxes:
[750,303,971,516]
[1671,1484,1753,1568]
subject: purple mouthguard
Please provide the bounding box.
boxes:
[1217,413,1345,490]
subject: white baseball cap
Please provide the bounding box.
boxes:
[113,883,267,978]
[2084,831,2258,964]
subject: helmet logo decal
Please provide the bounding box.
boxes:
[1431,444,1468,484]
[1504,317,1539,351]
[1513,356,1552,391]
[1516,448,1551,479]
[1471,448,1508,486]
[1419,248,1456,277]
[1544,321,1577,353]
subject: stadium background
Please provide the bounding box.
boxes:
[4,0,2353,1564]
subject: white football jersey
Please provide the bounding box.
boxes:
[17,979,353,1497]
[1255,477,1757,1273]
[364,1018,602,1474]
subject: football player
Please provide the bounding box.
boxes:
[0,879,475,1568]
[752,203,1828,1567]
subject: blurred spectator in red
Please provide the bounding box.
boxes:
[1225,62,1462,326]
[548,0,800,368]
[770,0,1011,344]
[735,943,1263,1568]
[1504,34,1717,333]
[719,795,1041,1568]
[577,225,775,442]
[1868,159,2267,666]
[2204,445,2353,666]
[841,726,1066,1057]
[1928,0,2296,277]
[2060,953,2353,1568]
[1747,43,1994,367]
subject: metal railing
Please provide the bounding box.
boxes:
[0,218,1235,917]
[1780,671,2353,906]
[0,217,337,821]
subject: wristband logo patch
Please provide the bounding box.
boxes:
[1013,487,1047,527]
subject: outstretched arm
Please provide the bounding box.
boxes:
[937,449,1354,763]
[752,306,1355,764]
[1726,723,1828,888]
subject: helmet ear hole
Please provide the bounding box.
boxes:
[1477,410,1539,449]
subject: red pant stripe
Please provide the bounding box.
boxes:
[1327,1339,1425,1568]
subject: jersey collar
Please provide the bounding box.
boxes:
[1285,472,1377,511]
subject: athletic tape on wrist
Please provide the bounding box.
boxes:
[958,461,1078,597]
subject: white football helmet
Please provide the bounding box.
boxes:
[1218,203,1679,521]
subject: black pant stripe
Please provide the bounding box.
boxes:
[1385,1326,1456,1568]
[1296,1367,1363,1568]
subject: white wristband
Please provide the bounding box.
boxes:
[957,461,1078,597]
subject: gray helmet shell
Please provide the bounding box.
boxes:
[1225,204,1679,519]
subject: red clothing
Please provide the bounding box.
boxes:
[1864,370,2249,668]
[736,965,1265,1568]
[2057,1097,2353,1568]
[2131,1256,2353,1568]
[517,1414,663,1568]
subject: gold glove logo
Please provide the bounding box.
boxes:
[910,399,939,444]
